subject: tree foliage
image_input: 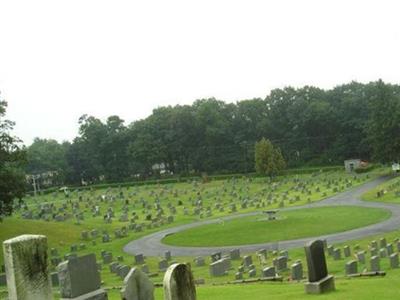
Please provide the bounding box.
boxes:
[255,138,286,176]
[0,100,26,215]
[25,80,400,187]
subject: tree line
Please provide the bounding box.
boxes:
[24,80,400,186]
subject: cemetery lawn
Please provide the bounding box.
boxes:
[163,206,391,246]
[362,175,400,204]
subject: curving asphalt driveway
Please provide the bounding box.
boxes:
[123,176,400,256]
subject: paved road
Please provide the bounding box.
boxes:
[123,176,400,256]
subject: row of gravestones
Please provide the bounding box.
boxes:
[1,234,197,300]
[20,173,352,226]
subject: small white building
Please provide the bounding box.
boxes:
[344,159,362,173]
[392,163,400,173]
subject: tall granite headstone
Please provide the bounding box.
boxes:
[304,240,335,294]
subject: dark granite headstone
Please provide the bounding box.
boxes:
[305,240,328,282]
[304,240,335,294]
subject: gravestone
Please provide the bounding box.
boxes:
[356,251,366,264]
[291,263,303,281]
[159,259,169,272]
[210,252,222,262]
[370,256,380,272]
[57,253,107,299]
[163,263,196,300]
[121,267,154,300]
[108,261,119,273]
[118,265,131,279]
[387,243,394,256]
[3,235,53,300]
[165,251,172,261]
[209,260,227,277]
[343,246,351,257]
[229,249,240,260]
[332,248,341,260]
[370,248,378,257]
[103,253,113,264]
[262,266,276,277]
[243,255,253,268]
[141,264,149,274]
[380,238,387,248]
[248,269,256,277]
[390,253,399,269]
[257,248,267,259]
[135,254,145,265]
[194,257,205,267]
[304,240,335,294]
[273,256,287,271]
[345,260,358,275]
[379,248,387,258]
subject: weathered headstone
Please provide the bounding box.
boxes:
[370,256,380,272]
[345,260,358,275]
[356,251,366,264]
[379,248,387,258]
[343,246,351,257]
[248,269,256,277]
[3,234,53,300]
[387,243,394,256]
[243,255,253,267]
[291,263,303,281]
[229,249,240,260]
[118,265,131,279]
[159,259,169,272]
[304,240,335,294]
[194,257,205,267]
[163,263,196,300]
[57,253,107,299]
[209,260,227,277]
[135,254,145,265]
[273,256,287,271]
[121,267,154,300]
[390,253,399,269]
[332,248,341,260]
[210,252,222,262]
[380,237,387,248]
[262,266,276,277]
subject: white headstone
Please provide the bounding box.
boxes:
[163,263,196,300]
[3,234,53,300]
[121,267,154,300]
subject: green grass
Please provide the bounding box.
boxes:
[0,168,394,299]
[362,175,400,204]
[163,206,391,246]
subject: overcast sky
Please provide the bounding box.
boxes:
[1,0,399,146]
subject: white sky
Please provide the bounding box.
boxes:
[1,0,399,146]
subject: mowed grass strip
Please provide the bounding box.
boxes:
[163,206,391,247]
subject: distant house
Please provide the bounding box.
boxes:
[344,159,362,173]
[392,163,400,173]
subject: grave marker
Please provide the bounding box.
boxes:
[304,240,335,294]
[3,235,53,300]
